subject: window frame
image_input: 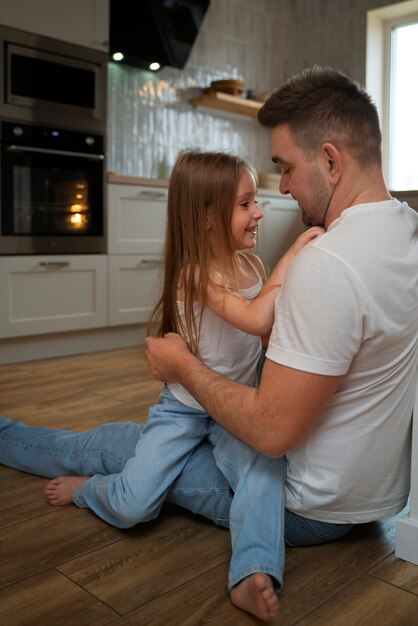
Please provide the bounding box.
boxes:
[366,0,418,190]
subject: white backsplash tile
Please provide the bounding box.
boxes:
[107,60,274,178]
[107,0,404,180]
[106,0,288,179]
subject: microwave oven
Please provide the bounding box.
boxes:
[0,25,107,133]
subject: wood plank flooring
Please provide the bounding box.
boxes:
[1,347,418,625]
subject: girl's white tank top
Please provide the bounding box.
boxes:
[168,261,263,411]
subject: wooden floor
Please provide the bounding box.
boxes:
[1,347,418,625]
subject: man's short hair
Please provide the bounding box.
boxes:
[258,66,382,167]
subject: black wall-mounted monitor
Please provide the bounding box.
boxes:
[109,0,211,71]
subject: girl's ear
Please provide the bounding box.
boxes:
[321,142,342,184]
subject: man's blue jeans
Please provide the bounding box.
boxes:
[0,398,353,590]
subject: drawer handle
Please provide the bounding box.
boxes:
[136,191,167,199]
[138,259,161,269]
[38,262,70,269]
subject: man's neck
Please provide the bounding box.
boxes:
[325,167,391,229]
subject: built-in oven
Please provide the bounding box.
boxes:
[0,121,105,254]
[0,25,107,254]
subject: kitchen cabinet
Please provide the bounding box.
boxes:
[108,255,162,326]
[0,255,107,338]
[108,183,167,255]
[256,193,305,271]
[0,0,109,51]
[0,180,167,340]
[107,180,168,326]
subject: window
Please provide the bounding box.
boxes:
[388,19,418,189]
[367,0,418,191]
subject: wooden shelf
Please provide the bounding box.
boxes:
[189,92,262,118]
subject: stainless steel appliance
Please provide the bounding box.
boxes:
[0,25,107,254]
[0,24,107,133]
[0,121,105,254]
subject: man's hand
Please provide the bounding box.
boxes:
[145,333,194,383]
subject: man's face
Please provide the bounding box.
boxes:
[271,125,333,227]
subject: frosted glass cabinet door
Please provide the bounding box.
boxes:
[108,255,162,326]
[108,184,168,254]
[0,255,107,338]
[257,194,305,271]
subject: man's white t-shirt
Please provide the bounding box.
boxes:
[266,199,418,523]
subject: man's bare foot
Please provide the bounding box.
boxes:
[230,572,279,621]
[44,476,89,506]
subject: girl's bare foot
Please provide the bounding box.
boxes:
[230,572,279,621]
[44,476,89,506]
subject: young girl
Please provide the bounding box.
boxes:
[1,151,323,621]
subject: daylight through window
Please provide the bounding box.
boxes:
[389,21,418,190]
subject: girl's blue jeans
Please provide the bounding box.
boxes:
[0,387,353,591]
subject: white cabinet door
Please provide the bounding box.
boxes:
[0,0,109,51]
[108,255,162,326]
[257,194,305,271]
[108,184,168,254]
[0,255,107,338]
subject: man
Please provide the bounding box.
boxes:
[1,67,417,621]
[145,66,418,614]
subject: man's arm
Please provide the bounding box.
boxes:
[145,333,344,457]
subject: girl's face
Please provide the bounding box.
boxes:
[229,169,263,251]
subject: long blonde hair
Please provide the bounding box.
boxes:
[147,150,257,355]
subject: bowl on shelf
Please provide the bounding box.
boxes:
[208,79,245,96]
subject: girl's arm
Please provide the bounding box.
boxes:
[205,226,324,335]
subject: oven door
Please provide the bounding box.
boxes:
[0,143,105,254]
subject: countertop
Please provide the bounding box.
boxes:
[107,173,285,196]
[107,173,169,188]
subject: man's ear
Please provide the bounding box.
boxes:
[321,142,342,184]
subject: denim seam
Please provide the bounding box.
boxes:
[4,438,125,461]
[228,566,283,592]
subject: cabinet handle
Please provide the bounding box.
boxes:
[138,259,162,269]
[38,262,70,269]
[136,191,167,200]
[260,200,271,208]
